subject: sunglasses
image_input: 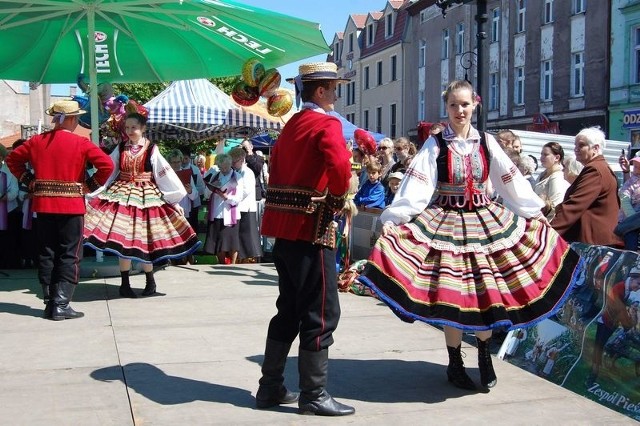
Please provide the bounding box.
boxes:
[378,146,390,151]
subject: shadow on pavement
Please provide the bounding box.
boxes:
[246,355,481,403]
[0,302,44,317]
[91,363,253,407]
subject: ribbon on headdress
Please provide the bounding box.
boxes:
[52,113,66,124]
[294,75,303,108]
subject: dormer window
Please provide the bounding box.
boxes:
[385,13,393,38]
[349,33,354,53]
[367,23,375,46]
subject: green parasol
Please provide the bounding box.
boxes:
[0,0,329,141]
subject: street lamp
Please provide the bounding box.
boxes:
[459,51,477,84]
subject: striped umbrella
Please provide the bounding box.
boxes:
[145,79,235,142]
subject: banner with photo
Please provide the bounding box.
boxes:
[499,243,640,421]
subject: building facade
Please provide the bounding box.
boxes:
[332,1,409,140]
[609,0,640,150]
[334,0,612,142]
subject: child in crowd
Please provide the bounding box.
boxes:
[385,171,403,206]
[615,153,640,250]
[354,160,386,209]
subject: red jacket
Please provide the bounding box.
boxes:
[6,129,114,214]
[261,109,351,243]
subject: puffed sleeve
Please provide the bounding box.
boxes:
[151,145,187,205]
[380,136,438,225]
[486,135,545,218]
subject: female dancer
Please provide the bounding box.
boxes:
[84,113,201,297]
[359,80,579,390]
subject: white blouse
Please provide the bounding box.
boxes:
[381,125,545,225]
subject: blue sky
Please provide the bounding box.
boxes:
[238,0,381,87]
[52,0,383,95]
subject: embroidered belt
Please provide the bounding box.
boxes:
[265,185,345,249]
[118,171,152,182]
[434,182,491,210]
[33,180,84,198]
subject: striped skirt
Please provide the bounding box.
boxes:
[83,180,201,263]
[358,202,581,331]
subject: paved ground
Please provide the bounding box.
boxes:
[0,261,635,425]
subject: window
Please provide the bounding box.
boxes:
[418,90,425,120]
[345,82,356,106]
[573,0,585,14]
[517,0,526,33]
[376,107,383,134]
[456,23,465,55]
[491,8,500,43]
[544,0,553,24]
[515,67,525,105]
[349,81,355,105]
[420,10,427,24]
[377,61,383,86]
[442,29,450,59]
[385,14,393,37]
[367,23,375,46]
[440,84,447,118]
[364,110,369,130]
[390,104,397,139]
[347,113,355,124]
[390,55,397,81]
[571,52,584,96]
[634,28,640,84]
[489,72,499,111]
[541,60,553,101]
[364,66,370,90]
[334,42,341,60]
[419,39,426,68]
[337,83,342,98]
[349,33,354,52]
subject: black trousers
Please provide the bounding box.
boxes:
[36,214,84,288]
[267,238,340,351]
[0,209,22,268]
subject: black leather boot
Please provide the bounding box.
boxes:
[256,339,299,409]
[42,283,52,319]
[141,271,156,296]
[51,282,84,321]
[298,349,355,416]
[446,344,476,390]
[477,338,497,388]
[119,271,137,298]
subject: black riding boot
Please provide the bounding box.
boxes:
[42,284,52,319]
[298,349,355,416]
[446,344,476,390]
[141,271,156,296]
[51,282,84,321]
[256,339,299,409]
[477,338,497,388]
[119,271,137,298]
